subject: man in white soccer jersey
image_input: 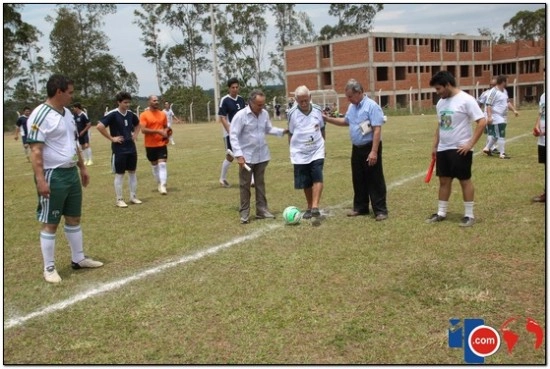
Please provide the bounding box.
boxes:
[26,74,103,283]
[97,91,142,208]
[426,71,487,227]
[163,101,180,145]
[477,78,497,153]
[218,77,246,188]
[482,74,519,159]
[287,85,326,219]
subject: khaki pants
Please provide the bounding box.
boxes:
[239,161,269,219]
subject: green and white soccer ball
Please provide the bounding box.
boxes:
[283,206,301,225]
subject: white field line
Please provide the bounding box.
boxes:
[4,225,280,330]
[3,133,531,330]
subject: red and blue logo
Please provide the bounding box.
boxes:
[448,317,543,364]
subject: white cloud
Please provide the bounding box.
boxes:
[373,3,543,35]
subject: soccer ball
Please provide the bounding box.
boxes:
[283,206,301,225]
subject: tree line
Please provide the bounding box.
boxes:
[3,4,545,131]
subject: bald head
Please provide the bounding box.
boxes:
[148,95,160,110]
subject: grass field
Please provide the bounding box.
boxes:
[3,109,546,364]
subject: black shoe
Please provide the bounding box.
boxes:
[71,257,104,269]
[311,208,321,217]
[425,213,446,224]
[302,209,312,219]
[459,216,475,227]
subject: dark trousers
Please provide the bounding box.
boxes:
[351,142,388,215]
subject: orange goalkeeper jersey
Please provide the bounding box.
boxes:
[140,109,168,148]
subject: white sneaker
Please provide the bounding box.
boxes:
[159,184,167,195]
[116,199,128,208]
[44,266,62,283]
[71,257,104,269]
[87,160,93,166]
[130,197,143,204]
[171,140,175,145]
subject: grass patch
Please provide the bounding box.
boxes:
[3,109,545,364]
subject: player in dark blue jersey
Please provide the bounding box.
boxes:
[73,102,93,165]
[15,106,31,161]
[97,92,142,208]
[218,77,246,188]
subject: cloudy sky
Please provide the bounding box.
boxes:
[17,2,544,96]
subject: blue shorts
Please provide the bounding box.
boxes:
[78,134,90,146]
[293,158,324,189]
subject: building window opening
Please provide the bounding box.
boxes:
[377,66,388,81]
[376,37,387,52]
[321,44,330,59]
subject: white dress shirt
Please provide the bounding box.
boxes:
[229,105,285,164]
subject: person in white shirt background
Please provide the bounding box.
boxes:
[532,91,546,202]
[163,101,180,145]
[482,75,519,159]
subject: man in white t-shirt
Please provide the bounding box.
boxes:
[532,92,546,202]
[163,101,179,145]
[426,71,487,227]
[288,85,326,219]
[482,75,519,159]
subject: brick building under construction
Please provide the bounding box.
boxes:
[284,32,545,113]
